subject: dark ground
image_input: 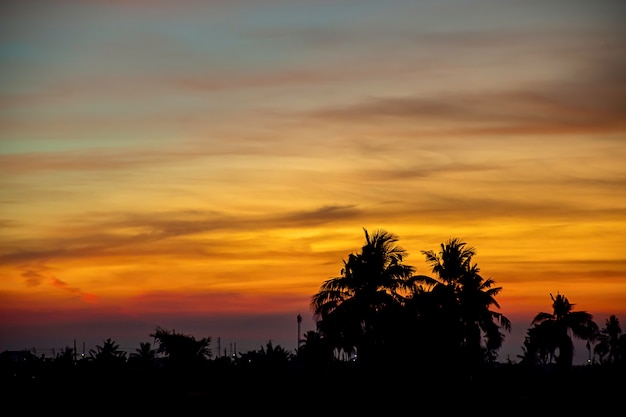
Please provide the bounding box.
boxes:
[3,363,624,415]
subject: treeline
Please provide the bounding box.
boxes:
[1,329,623,413]
[2,228,625,412]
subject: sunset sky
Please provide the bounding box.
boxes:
[1,0,625,363]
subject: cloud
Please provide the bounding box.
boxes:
[275,204,360,227]
[306,80,626,136]
[2,193,623,269]
[52,279,99,304]
[21,269,44,287]
[105,204,360,239]
[0,219,21,229]
[0,148,172,174]
[0,141,270,175]
[0,205,364,266]
[16,265,99,303]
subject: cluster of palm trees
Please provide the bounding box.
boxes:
[308,228,624,375]
[310,228,510,375]
[310,228,624,373]
[521,296,624,370]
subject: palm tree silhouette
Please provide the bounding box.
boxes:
[531,293,598,372]
[311,228,416,366]
[415,238,511,371]
[295,330,336,370]
[133,342,156,360]
[518,324,557,366]
[89,338,127,364]
[594,315,623,364]
[128,341,156,371]
[150,327,211,369]
[87,337,128,385]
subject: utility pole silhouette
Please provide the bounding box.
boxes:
[297,313,302,352]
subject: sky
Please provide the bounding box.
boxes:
[1,0,625,364]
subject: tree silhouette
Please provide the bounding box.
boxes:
[530,293,598,373]
[86,337,128,385]
[89,338,127,364]
[150,327,211,370]
[517,324,558,367]
[132,341,156,360]
[594,315,623,364]
[128,341,156,371]
[294,330,336,372]
[55,346,75,365]
[311,228,416,366]
[242,340,293,370]
[411,238,510,373]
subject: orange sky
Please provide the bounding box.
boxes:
[1,0,625,363]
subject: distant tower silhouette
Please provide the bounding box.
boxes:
[297,313,302,351]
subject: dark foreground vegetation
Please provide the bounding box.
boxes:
[3,229,625,414]
[2,349,624,415]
